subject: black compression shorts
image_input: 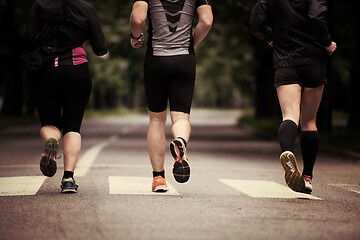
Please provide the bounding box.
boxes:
[144,54,196,114]
[274,64,327,88]
[33,63,92,135]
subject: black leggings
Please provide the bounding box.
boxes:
[33,63,92,135]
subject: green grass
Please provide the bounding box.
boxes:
[239,109,282,136]
[239,109,360,154]
[0,115,39,127]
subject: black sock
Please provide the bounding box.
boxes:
[153,170,165,178]
[63,171,74,179]
[278,120,298,152]
[177,137,187,147]
[301,131,319,177]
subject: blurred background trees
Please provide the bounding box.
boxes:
[0,0,359,132]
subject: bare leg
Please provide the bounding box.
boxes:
[170,111,191,143]
[300,86,324,131]
[147,110,167,172]
[63,132,81,172]
[276,84,302,124]
[40,126,61,142]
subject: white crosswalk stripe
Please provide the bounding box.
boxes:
[219,179,322,200]
[108,176,179,195]
[0,176,46,196]
[329,184,360,194]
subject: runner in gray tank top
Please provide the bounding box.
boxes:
[130,0,213,192]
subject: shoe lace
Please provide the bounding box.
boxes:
[303,175,312,184]
[153,176,166,186]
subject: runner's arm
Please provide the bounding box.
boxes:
[130,1,148,48]
[249,0,272,42]
[307,0,332,47]
[193,5,213,49]
[26,4,39,43]
[87,7,108,56]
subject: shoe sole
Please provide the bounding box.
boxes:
[304,184,313,194]
[40,138,59,177]
[280,151,305,193]
[152,185,169,193]
[170,139,184,159]
[304,187,312,194]
[170,140,190,183]
[61,188,77,194]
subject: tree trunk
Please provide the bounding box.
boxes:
[1,0,24,116]
[347,4,360,130]
[316,0,335,132]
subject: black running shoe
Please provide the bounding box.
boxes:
[280,151,305,193]
[170,138,190,183]
[40,138,59,177]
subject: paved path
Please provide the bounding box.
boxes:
[0,109,359,240]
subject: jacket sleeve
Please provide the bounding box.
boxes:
[86,7,108,56]
[307,0,332,46]
[249,0,272,41]
[26,4,39,43]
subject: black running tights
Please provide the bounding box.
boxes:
[33,63,92,135]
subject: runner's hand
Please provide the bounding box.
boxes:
[325,41,337,55]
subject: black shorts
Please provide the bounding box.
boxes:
[33,63,92,135]
[144,54,196,114]
[274,64,327,88]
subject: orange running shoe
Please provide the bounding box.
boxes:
[280,151,305,193]
[152,176,168,192]
[170,138,190,183]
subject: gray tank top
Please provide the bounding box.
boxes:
[135,0,211,56]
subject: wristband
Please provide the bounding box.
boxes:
[130,33,143,40]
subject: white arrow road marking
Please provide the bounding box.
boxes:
[220,179,322,200]
[0,176,47,196]
[108,176,179,195]
[75,135,118,177]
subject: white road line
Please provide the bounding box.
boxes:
[220,179,322,200]
[75,135,117,177]
[108,176,179,195]
[329,184,360,194]
[0,176,46,196]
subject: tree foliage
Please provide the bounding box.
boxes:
[0,0,359,131]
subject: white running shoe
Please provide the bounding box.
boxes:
[303,175,313,194]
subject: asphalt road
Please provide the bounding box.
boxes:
[0,109,359,240]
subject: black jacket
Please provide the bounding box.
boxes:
[249,0,332,69]
[22,0,107,69]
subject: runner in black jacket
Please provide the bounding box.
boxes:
[249,0,336,194]
[24,0,108,193]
